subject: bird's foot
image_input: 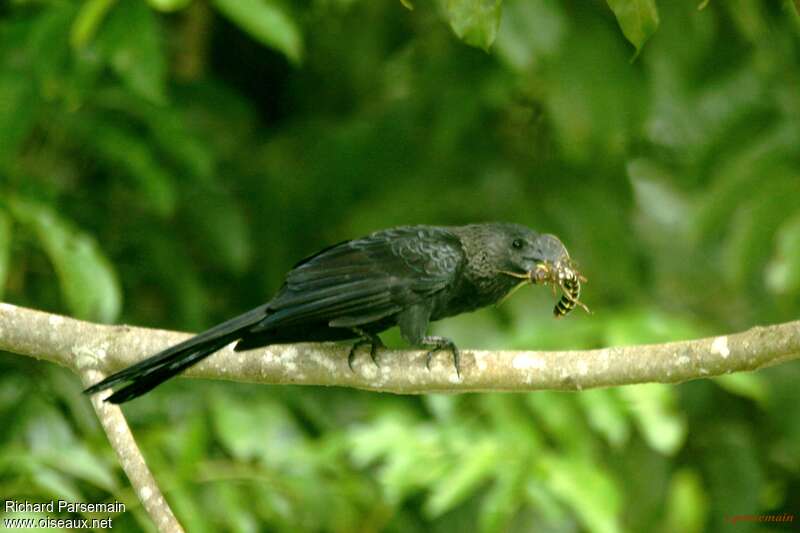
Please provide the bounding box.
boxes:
[422,336,461,379]
[348,329,385,371]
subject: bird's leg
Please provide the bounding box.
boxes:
[348,328,386,371]
[422,335,461,379]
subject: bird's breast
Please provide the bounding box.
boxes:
[430,274,517,321]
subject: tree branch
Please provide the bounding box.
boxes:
[1,302,798,395]
[1,302,184,532]
[3,303,799,530]
[78,368,183,533]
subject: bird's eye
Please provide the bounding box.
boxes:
[512,239,524,250]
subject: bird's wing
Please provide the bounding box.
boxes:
[251,226,463,331]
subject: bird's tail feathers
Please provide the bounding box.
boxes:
[97,336,235,403]
[83,304,269,403]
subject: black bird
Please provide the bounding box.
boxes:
[84,223,572,403]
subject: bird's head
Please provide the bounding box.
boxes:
[453,223,583,309]
[456,223,570,281]
[458,222,570,286]
[497,225,570,276]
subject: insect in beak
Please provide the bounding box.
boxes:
[499,261,591,316]
[553,273,591,317]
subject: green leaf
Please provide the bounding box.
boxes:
[629,158,692,239]
[0,210,10,300]
[604,309,703,346]
[143,234,209,329]
[444,0,503,51]
[539,18,638,162]
[184,190,252,274]
[703,424,763,528]
[620,384,686,455]
[479,467,524,533]
[765,212,800,296]
[171,415,209,478]
[722,177,800,288]
[41,445,117,492]
[791,0,800,29]
[722,0,766,42]
[540,454,622,533]
[348,414,447,504]
[663,469,708,533]
[70,0,117,49]
[494,0,566,71]
[713,373,770,409]
[425,439,498,517]
[92,86,216,182]
[525,393,593,457]
[525,480,569,525]
[70,117,177,216]
[0,74,37,169]
[212,0,303,64]
[95,0,167,103]
[147,0,193,12]
[576,389,631,448]
[606,0,659,54]
[693,124,799,243]
[27,3,76,92]
[33,467,83,502]
[214,484,260,532]
[211,393,305,467]
[9,199,122,323]
[23,400,76,451]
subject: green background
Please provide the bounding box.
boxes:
[1,0,799,531]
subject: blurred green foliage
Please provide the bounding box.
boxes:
[1,0,800,531]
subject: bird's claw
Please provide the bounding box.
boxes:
[347,340,366,371]
[348,329,385,371]
[423,336,461,379]
[368,341,380,366]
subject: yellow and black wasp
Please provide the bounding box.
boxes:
[499,258,590,317]
[552,270,589,318]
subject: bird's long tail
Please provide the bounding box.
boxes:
[83,304,269,404]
